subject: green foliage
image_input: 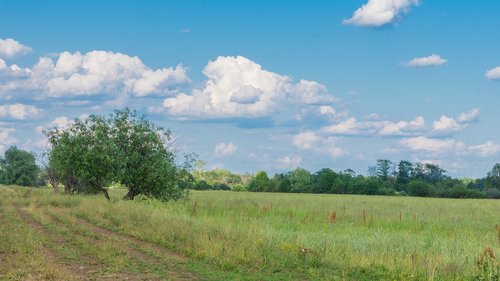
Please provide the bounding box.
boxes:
[44,108,189,201]
[247,171,272,192]
[407,180,432,197]
[0,146,39,186]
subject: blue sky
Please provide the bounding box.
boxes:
[1,0,500,177]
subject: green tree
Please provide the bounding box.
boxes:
[247,171,271,192]
[396,160,413,185]
[376,159,393,181]
[112,109,189,201]
[407,180,431,197]
[45,109,191,202]
[0,146,39,186]
[289,167,311,193]
[486,163,500,190]
[45,115,117,200]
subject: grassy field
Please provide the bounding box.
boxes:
[0,185,498,280]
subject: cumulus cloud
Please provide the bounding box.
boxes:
[161,56,335,118]
[457,108,480,123]
[344,0,419,27]
[431,115,466,135]
[485,67,500,80]
[0,38,32,59]
[0,50,189,100]
[400,136,465,153]
[468,141,500,157]
[405,54,448,68]
[321,116,425,136]
[276,155,302,168]
[0,104,41,120]
[431,108,480,136]
[214,142,238,156]
[293,132,320,149]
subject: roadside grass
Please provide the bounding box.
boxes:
[1,185,499,280]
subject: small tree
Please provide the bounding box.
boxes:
[247,171,271,192]
[0,146,39,186]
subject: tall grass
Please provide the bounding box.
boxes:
[4,186,500,280]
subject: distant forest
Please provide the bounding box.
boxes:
[2,144,500,200]
[192,160,500,199]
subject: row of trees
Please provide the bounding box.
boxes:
[43,109,193,201]
[239,160,500,199]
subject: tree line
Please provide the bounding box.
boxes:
[1,109,499,200]
[191,160,500,199]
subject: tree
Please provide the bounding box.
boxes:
[486,163,500,190]
[289,167,311,193]
[311,168,338,193]
[45,109,190,202]
[112,109,189,201]
[423,163,447,183]
[396,160,413,185]
[376,159,393,181]
[407,180,431,197]
[0,146,39,186]
[247,171,271,192]
[45,115,117,200]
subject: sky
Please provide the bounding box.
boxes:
[1,0,500,178]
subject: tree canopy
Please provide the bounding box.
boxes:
[0,146,39,186]
[44,109,191,201]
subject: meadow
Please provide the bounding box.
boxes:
[0,185,498,280]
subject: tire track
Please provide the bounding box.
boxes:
[74,217,201,281]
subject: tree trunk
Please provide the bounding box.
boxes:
[123,189,137,200]
[97,187,110,201]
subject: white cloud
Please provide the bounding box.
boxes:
[162,56,335,118]
[378,116,425,136]
[485,66,500,80]
[50,116,71,128]
[293,132,320,149]
[344,0,419,27]
[292,131,344,158]
[400,136,464,153]
[0,127,16,152]
[430,109,480,136]
[0,50,189,99]
[321,116,424,136]
[431,115,466,135]
[468,141,500,157]
[405,54,447,68]
[214,142,238,156]
[457,108,480,123]
[0,104,41,120]
[0,38,32,59]
[276,155,302,168]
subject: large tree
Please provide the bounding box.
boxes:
[45,109,191,201]
[113,109,177,200]
[45,115,117,200]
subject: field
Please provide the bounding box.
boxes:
[0,185,498,280]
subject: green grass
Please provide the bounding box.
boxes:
[1,185,499,280]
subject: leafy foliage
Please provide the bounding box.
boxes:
[0,146,39,186]
[44,109,190,201]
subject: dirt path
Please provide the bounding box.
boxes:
[16,207,163,280]
[16,208,96,280]
[74,217,200,281]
